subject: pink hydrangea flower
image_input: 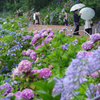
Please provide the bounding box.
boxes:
[52,88,55,94]
[26,49,33,56]
[33,30,38,35]
[47,28,52,33]
[18,60,32,73]
[20,89,34,100]
[22,50,26,56]
[30,69,40,75]
[34,34,41,40]
[31,56,37,60]
[35,57,39,62]
[82,41,93,50]
[13,67,20,79]
[49,65,53,69]
[91,71,98,78]
[77,51,87,57]
[30,51,37,56]
[21,28,25,31]
[39,68,51,78]
[41,43,44,46]
[74,39,78,42]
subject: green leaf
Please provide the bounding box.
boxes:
[34,91,53,100]
[11,95,16,100]
[46,80,55,94]
[53,94,61,100]
[0,88,5,95]
[33,82,48,92]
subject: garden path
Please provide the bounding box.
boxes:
[27,24,97,38]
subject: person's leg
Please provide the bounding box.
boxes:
[89,28,92,35]
[65,19,68,26]
[85,28,90,35]
[77,25,79,35]
[73,25,79,35]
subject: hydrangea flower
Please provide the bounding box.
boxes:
[26,49,33,56]
[33,30,38,35]
[77,51,88,57]
[15,91,22,100]
[41,31,48,38]
[39,68,51,78]
[59,30,63,33]
[86,83,100,99]
[67,34,72,37]
[47,28,52,32]
[54,46,100,100]
[90,33,100,43]
[21,28,25,31]
[47,31,54,38]
[12,67,20,79]
[0,83,13,95]
[82,41,93,50]
[18,60,32,73]
[22,50,26,56]
[44,38,52,43]
[48,65,53,69]
[20,89,34,100]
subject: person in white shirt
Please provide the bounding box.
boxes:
[64,10,68,26]
[33,10,39,25]
[85,20,93,35]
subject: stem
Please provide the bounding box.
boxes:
[71,92,79,100]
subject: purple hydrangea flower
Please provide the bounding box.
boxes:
[41,31,48,38]
[62,27,66,31]
[39,68,51,78]
[90,33,100,43]
[15,91,22,100]
[82,41,93,50]
[54,46,100,100]
[86,83,100,99]
[67,34,72,37]
[47,31,54,38]
[59,30,63,33]
[61,45,66,50]
[18,60,32,73]
[0,83,13,95]
[44,38,52,43]
[20,89,34,100]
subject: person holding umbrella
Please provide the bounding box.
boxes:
[70,3,85,35]
[84,20,93,35]
[73,10,81,35]
[79,7,95,35]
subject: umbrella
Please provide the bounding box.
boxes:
[70,3,85,12]
[80,7,95,20]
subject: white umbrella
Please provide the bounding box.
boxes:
[80,7,95,20]
[70,3,85,12]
